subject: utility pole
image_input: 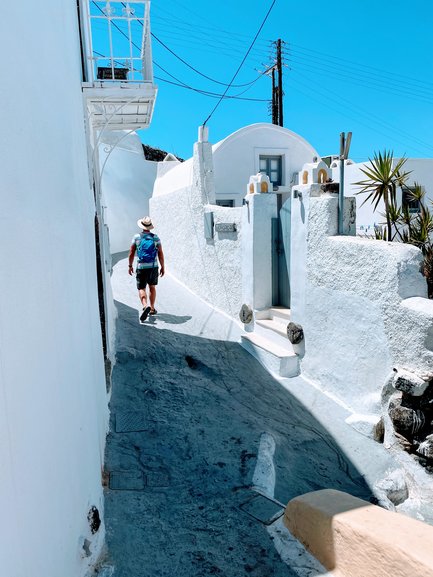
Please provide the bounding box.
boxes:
[276,39,283,127]
[266,40,284,126]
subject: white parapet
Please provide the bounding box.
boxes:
[284,489,433,577]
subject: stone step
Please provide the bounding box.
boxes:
[255,307,291,323]
[269,307,291,323]
[256,319,288,340]
[241,332,299,378]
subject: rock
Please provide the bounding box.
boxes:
[374,416,385,443]
[239,304,253,324]
[389,397,425,439]
[418,434,433,460]
[286,322,304,344]
[374,469,409,506]
[393,370,429,397]
[394,432,414,453]
[345,413,382,440]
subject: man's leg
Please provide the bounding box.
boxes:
[139,289,148,308]
[149,285,156,311]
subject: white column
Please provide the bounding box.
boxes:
[242,192,278,312]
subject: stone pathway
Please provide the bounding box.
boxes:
[100,255,379,577]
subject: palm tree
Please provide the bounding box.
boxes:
[354,150,411,241]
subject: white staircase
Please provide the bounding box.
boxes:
[241,308,299,378]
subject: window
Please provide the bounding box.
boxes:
[402,186,421,214]
[216,199,234,207]
[259,155,282,186]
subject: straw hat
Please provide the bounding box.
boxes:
[137,216,154,231]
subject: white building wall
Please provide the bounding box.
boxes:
[99,132,158,254]
[213,124,318,205]
[333,158,433,234]
[151,136,243,317]
[0,2,108,576]
[290,186,433,414]
[153,124,319,207]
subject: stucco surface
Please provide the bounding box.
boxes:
[291,192,432,413]
[151,139,243,317]
[0,1,108,575]
[151,188,243,316]
[100,132,158,254]
[285,489,433,577]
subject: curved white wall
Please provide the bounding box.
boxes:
[213,123,319,203]
[100,132,158,254]
[152,123,319,206]
[0,2,108,575]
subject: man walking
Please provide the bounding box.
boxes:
[128,216,165,323]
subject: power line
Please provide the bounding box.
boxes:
[285,49,433,102]
[151,32,263,88]
[289,71,433,155]
[91,1,269,99]
[104,1,263,88]
[202,0,277,126]
[287,57,433,104]
[286,42,433,91]
[92,50,269,102]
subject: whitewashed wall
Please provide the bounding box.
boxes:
[0,2,108,576]
[150,124,319,315]
[333,158,433,234]
[99,131,158,254]
[151,137,243,316]
[290,185,433,414]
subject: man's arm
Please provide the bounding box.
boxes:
[128,244,136,275]
[157,245,165,277]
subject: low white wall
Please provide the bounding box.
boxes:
[0,1,108,575]
[291,186,432,413]
[99,132,158,254]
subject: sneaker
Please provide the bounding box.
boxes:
[140,306,151,322]
[149,308,158,315]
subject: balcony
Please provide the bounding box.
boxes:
[79,0,157,130]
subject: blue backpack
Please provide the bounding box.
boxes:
[137,233,157,264]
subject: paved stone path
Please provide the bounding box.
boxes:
[101,255,377,577]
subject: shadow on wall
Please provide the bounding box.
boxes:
[103,299,377,576]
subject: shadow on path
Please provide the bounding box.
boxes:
[146,313,193,325]
[103,300,373,577]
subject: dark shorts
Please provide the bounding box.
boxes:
[136,267,159,290]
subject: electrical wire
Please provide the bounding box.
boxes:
[286,43,433,92]
[202,0,277,126]
[289,71,433,156]
[103,1,264,88]
[93,50,269,102]
[151,32,263,88]
[286,53,433,103]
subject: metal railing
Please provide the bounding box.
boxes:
[79,0,153,85]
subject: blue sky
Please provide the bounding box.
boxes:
[95,0,433,161]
